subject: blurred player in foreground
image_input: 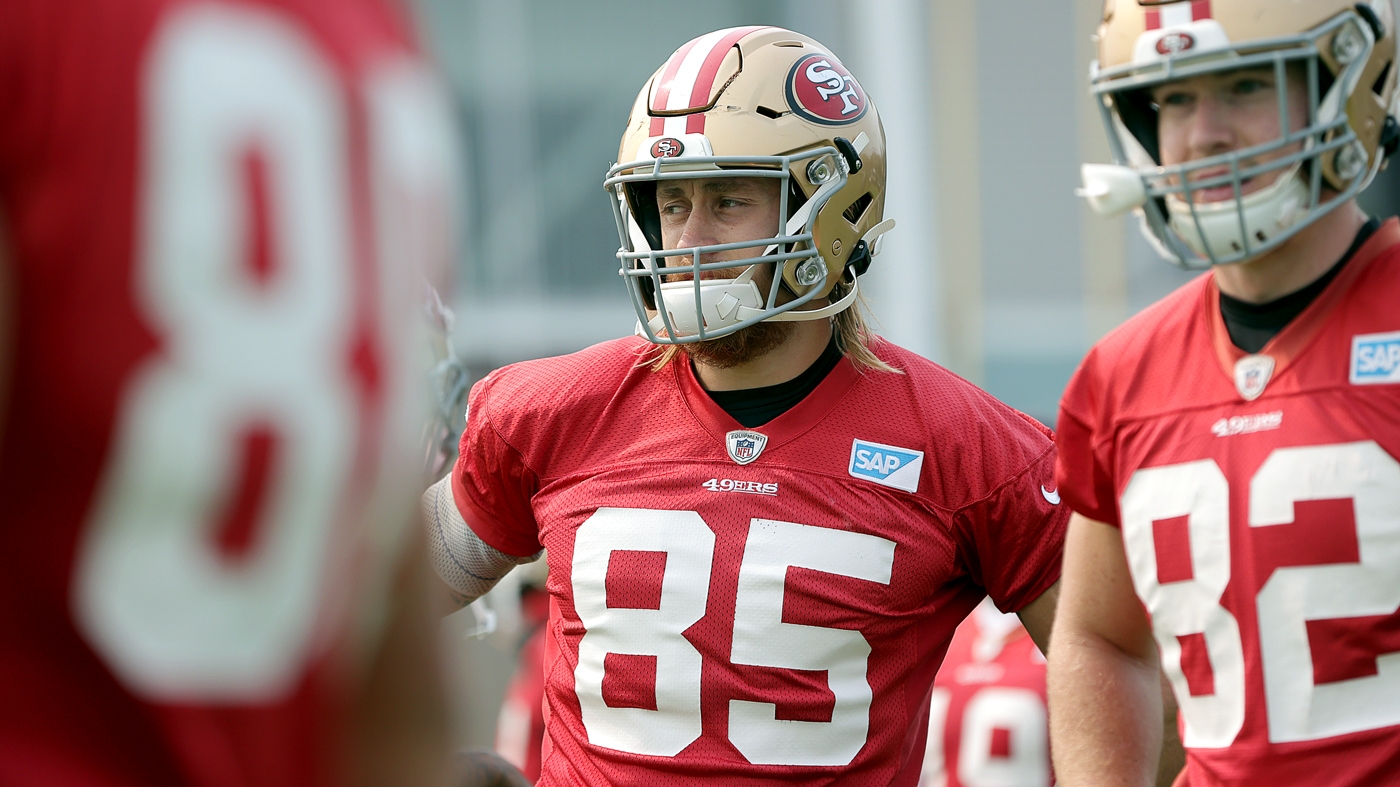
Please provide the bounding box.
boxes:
[422,26,1068,785]
[0,1,486,784]
[920,599,1051,787]
[1050,1,1400,784]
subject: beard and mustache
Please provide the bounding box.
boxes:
[679,318,794,368]
[657,259,798,369]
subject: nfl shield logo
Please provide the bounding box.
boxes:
[725,430,768,466]
[1234,354,1275,401]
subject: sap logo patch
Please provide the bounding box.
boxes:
[848,439,924,493]
[1352,331,1400,385]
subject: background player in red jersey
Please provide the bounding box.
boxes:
[420,26,1068,786]
[1049,1,1400,785]
[0,1,519,785]
[494,562,551,784]
[919,599,1052,787]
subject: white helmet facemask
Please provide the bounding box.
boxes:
[1078,10,1383,269]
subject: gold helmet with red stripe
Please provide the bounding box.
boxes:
[604,27,892,343]
[1079,0,1399,268]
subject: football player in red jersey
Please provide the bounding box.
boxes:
[420,26,1068,786]
[1049,1,1400,785]
[0,1,517,786]
[920,599,1052,787]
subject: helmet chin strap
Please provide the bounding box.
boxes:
[641,270,861,337]
[766,276,860,321]
[768,217,894,322]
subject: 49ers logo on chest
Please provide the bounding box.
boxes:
[786,53,868,125]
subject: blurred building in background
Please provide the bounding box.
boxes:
[413,0,1400,756]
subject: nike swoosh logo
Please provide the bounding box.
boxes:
[1041,485,1061,505]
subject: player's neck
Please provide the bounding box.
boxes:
[692,319,833,391]
[1213,200,1367,304]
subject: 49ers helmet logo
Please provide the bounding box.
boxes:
[651,137,685,158]
[785,53,868,125]
[1156,31,1195,55]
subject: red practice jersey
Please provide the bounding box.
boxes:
[1056,219,1400,785]
[452,336,1068,786]
[0,1,457,785]
[920,599,1050,787]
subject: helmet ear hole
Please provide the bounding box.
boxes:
[1374,60,1394,96]
[842,192,873,225]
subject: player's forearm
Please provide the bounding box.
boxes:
[1048,626,1163,787]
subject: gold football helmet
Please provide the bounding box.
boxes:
[1080,0,1399,267]
[604,27,894,343]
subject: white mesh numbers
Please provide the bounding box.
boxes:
[729,519,895,766]
[569,508,895,765]
[1121,460,1246,749]
[72,5,452,703]
[957,688,1049,787]
[1251,442,1400,742]
[1120,442,1400,748]
[572,508,714,756]
[73,6,356,702]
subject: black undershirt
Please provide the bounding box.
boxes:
[704,337,843,428]
[1219,217,1380,353]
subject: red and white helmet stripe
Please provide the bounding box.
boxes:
[649,26,771,137]
[1144,0,1212,31]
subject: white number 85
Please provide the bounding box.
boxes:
[570,507,897,767]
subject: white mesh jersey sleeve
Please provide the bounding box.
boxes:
[421,474,541,604]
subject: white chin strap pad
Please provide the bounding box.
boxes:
[648,265,766,337]
[1166,167,1308,258]
[647,218,897,337]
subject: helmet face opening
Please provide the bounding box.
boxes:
[1090,3,1398,269]
[605,148,847,344]
[604,26,890,345]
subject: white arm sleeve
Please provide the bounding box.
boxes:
[421,474,540,604]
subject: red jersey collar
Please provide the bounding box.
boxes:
[674,345,863,451]
[1206,217,1400,386]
